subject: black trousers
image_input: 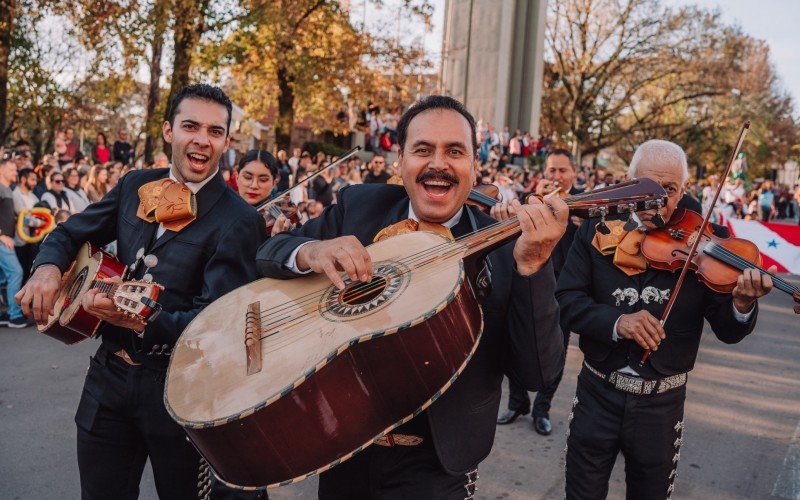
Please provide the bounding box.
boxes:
[507,326,570,418]
[565,367,687,500]
[318,444,476,500]
[76,346,263,499]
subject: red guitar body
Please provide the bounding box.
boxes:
[38,243,127,344]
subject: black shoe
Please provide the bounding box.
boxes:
[0,313,9,326]
[533,416,552,435]
[7,316,30,328]
[497,409,527,425]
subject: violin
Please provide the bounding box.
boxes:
[466,183,501,213]
[641,208,800,301]
[260,197,301,235]
[256,146,362,234]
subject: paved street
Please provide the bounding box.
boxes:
[1,276,799,499]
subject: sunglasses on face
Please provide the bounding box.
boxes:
[52,179,64,184]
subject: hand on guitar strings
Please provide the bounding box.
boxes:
[731,265,776,313]
[82,276,147,331]
[296,235,373,290]
[15,264,62,325]
[511,195,568,276]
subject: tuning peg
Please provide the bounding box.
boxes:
[623,203,638,231]
[143,255,158,268]
[651,199,666,228]
[143,273,153,282]
[595,206,611,235]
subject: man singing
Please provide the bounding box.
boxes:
[16,84,268,499]
[257,95,567,498]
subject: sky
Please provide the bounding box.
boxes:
[417,0,800,104]
[671,0,800,103]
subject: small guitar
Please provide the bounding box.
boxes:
[39,243,164,345]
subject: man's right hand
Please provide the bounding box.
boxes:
[15,265,62,325]
[616,310,665,351]
[296,236,372,290]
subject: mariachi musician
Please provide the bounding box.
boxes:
[257,95,567,498]
[496,148,583,435]
[556,139,774,499]
[15,84,268,499]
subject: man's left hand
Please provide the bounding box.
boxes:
[81,277,147,331]
[512,196,568,276]
[732,266,776,313]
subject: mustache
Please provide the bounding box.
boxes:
[416,170,460,185]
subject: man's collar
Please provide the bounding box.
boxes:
[407,202,463,229]
[169,166,219,194]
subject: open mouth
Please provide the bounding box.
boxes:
[186,152,210,171]
[417,171,459,199]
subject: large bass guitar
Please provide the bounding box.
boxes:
[165,178,668,489]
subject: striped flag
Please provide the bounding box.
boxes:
[725,219,800,274]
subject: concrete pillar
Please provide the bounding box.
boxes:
[440,0,548,136]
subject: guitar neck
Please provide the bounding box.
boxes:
[90,280,119,298]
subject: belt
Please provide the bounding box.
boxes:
[114,349,142,366]
[374,433,423,447]
[583,361,686,395]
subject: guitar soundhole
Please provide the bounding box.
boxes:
[320,261,409,320]
[67,267,89,304]
[341,276,387,305]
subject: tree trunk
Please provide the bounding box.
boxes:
[163,0,207,153]
[275,65,295,152]
[0,0,15,145]
[144,4,167,163]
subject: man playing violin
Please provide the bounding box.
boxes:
[496,148,583,436]
[256,95,568,499]
[556,139,774,499]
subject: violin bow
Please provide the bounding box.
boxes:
[640,121,750,365]
[255,146,362,212]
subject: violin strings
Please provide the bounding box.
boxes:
[707,243,798,294]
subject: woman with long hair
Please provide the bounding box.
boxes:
[86,165,109,202]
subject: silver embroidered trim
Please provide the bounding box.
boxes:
[583,362,686,396]
[198,458,212,500]
[464,468,479,499]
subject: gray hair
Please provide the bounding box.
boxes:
[627,140,689,183]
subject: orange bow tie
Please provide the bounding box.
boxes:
[592,220,648,276]
[137,179,197,232]
[373,218,455,243]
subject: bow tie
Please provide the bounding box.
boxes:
[373,218,455,243]
[592,220,647,276]
[137,179,197,232]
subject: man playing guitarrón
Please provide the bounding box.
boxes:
[15,84,268,499]
[257,95,567,499]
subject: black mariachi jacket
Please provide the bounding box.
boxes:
[555,218,758,379]
[256,183,564,475]
[34,168,268,370]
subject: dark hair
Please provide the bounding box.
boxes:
[167,83,233,133]
[49,171,65,182]
[548,148,573,161]
[96,132,107,145]
[396,95,478,154]
[237,149,278,178]
[19,167,35,179]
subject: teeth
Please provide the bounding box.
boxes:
[188,153,208,161]
[424,181,451,187]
